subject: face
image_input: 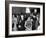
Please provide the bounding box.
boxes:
[34,9,37,14]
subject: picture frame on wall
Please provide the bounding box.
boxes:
[5,1,45,37]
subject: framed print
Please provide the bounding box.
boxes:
[5,1,45,37]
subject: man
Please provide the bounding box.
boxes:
[17,15,26,31]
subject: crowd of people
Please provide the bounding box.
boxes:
[12,8,40,31]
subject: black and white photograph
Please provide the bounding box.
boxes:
[5,1,45,37]
[12,7,40,31]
